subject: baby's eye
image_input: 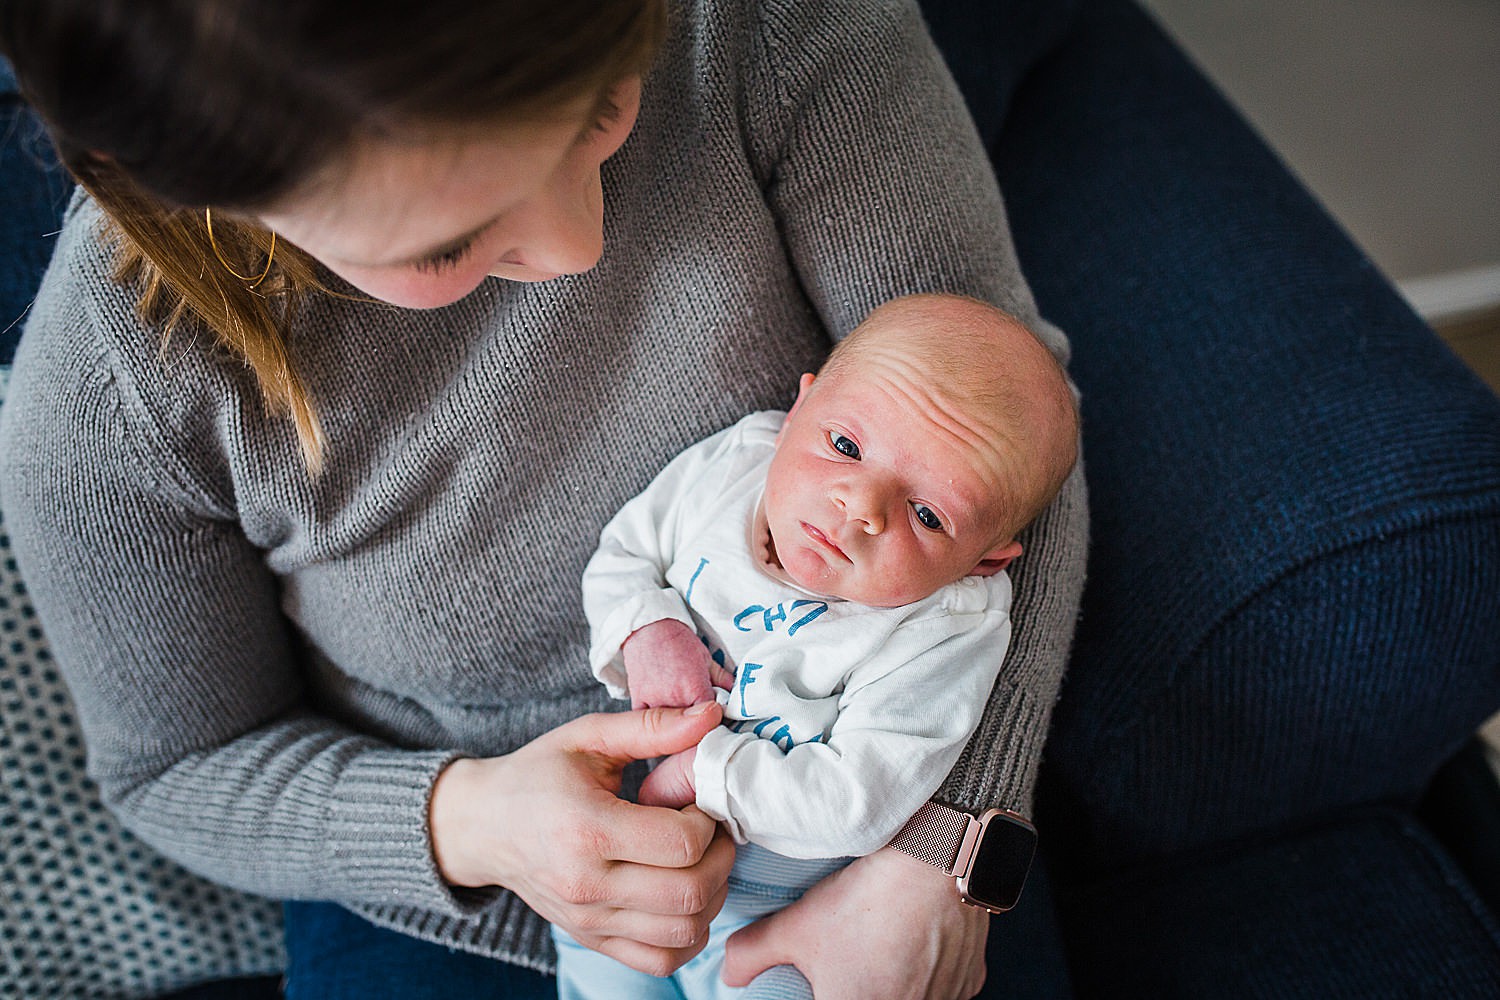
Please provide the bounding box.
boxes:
[912,504,944,531]
[828,432,860,459]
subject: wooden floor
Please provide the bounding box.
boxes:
[1449,315,1500,768]
[1437,308,1500,395]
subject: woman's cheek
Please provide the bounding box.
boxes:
[323,260,491,310]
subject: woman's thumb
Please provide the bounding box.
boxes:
[568,701,721,765]
[722,912,793,988]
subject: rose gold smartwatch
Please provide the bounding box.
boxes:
[889,801,1037,913]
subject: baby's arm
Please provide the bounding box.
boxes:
[696,607,1012,858]
[582,425,743,699]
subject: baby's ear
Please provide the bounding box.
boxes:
[778,373,817,437]
[970,540,1022,577]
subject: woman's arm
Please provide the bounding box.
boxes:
[719,0,1091,993]
[744,0,1086,836]
[2,293,453,909]
[0,252,734,975]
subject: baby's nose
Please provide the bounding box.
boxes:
[836,490,885,533]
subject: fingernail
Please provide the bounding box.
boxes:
[686,701,715,716]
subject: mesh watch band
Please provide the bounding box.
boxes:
[888,801,975,875]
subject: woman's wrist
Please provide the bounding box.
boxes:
[429,756,488,888]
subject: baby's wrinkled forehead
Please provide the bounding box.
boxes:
[824,294,1080,529]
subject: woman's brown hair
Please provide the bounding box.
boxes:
[0,0,666,471]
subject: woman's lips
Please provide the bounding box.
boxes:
[801,522,850,561]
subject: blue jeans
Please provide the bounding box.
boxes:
[282,854,1070,998]
[282,901,554,1000]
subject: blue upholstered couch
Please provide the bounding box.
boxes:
[4,1,1500,996]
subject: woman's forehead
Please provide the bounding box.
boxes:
[256,115,582,268]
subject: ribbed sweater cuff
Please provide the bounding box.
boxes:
[324,747,486,916]
[936,681,1053,815]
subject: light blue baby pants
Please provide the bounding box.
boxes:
[553,843,849,999]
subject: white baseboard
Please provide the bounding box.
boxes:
[1399,263,1500,325]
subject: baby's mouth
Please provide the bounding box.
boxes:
[801,522,851,562]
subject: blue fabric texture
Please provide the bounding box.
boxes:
[0,68,70,364]
[1058,810,1500,998]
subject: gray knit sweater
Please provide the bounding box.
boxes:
[0,0,1087,972]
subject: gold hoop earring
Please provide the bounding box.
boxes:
[205,206,277,289]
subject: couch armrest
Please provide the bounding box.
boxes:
[983,0,1500,871]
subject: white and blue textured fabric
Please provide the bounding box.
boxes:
[0,370,285,998]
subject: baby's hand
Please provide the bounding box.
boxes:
[638,747,698,809]
[623,619,735,711]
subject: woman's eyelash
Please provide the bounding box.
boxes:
[413,238,476,274]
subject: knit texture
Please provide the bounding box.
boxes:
[0,371,286,998]
[0,0,1087,971]
[1058,810,1500,999]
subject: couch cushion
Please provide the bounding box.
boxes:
[1,372,285,998]
[2,58,73,366]
[1056,809,1500,998]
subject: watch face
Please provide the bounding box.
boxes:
[964,813,1037,911]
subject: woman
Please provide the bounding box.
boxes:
[0,1,1086,996]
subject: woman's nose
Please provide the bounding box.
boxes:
[492,169,605,277]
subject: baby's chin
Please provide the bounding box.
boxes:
[789,570,914,608]
[768,526,918,605]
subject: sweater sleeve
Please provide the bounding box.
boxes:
[0,267,484,918]
[742,0,1089,817]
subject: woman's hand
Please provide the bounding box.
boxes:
[429,703,735,976]
[723,846,990,1000]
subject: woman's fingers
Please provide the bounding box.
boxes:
[561,703,721,769]
[573,872,731,944]
[552,850,733,978]
[541,813,731,914]
[601,819,734,909]
[579,796,718,868]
